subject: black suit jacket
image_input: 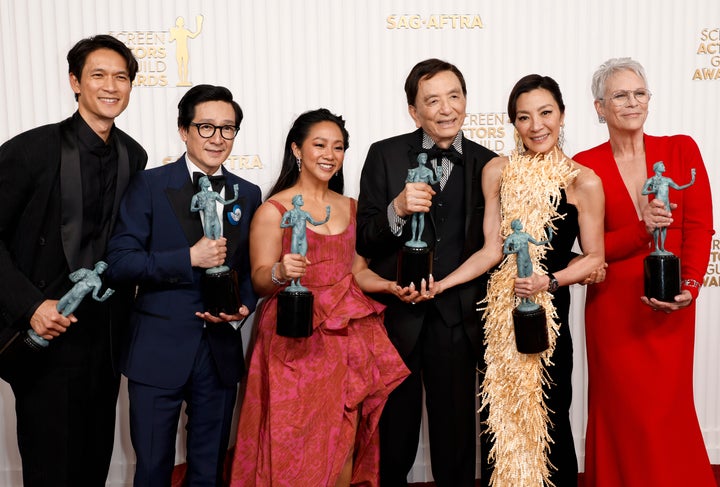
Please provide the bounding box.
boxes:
[356,129,497,359]
[0,114,147,373]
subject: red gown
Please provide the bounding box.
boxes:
[574,134,715,486]
[229,199,409,487]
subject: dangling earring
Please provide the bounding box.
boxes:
[598,115,606,124]
[514,128,525,155]
[557,125,565,149]
[296,157,302,172]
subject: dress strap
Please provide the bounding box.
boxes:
[267,199,287,215]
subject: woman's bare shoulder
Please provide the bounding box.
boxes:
[571,159,603,192]
[484,155,509,177]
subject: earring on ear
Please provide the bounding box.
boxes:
[296,157,302,172]
[598,115,606,124]
[557,125,565,149]
[514,128,526,155]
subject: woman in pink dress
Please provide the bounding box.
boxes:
[574,58,715,487]
[229,109,410,487]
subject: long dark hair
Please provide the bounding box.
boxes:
[507,74,565,124]
[267,108,349,198]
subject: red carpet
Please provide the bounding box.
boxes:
[408,465,720,486]
[172,461,720,486]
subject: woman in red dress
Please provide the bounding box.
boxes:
[229,109,410,487]
[574,57,715,487]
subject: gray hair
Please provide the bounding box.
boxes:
[591,57,649,101]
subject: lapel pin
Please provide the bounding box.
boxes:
[227,204,242,225]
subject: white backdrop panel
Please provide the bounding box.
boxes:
[1,0,718,484]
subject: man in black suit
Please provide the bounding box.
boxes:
[105,84,261,486]
[356,58,497,486]
[0,35,147,486]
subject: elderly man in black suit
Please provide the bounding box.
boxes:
[356,58,497,487]
[0,35,147,486]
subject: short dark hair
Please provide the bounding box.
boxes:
[67,35,138,101]
[404,58,467,106]
[177,84,243,129]
[267,108,349,197]
[507,74,566,124]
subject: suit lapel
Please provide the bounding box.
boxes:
[165,158,204,246]
[59,118,83,270]
[110,132,130,235]
[462,137,475,237]
[221,169,246,260]
[224,197,245,259]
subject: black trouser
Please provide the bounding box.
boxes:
[6,309,120,487]
[380,305,478,487]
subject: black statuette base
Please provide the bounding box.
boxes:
[513,306,549,354]
[202,269,241,316]
[397,246,433,288]
[277,290,314,338]
[644,254,680,303]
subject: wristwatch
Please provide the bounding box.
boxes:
[547,272,559,293]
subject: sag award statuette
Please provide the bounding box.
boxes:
[26,261,115,350]
[642,161,696,302]
[190,175,242,316]
[276,195,330,338]
[397,153,442,288]
[504,219,552,354]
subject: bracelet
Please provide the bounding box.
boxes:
[271,262,287,285]
[681,279,701,289]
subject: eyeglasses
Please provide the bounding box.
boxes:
[601,89,652,107]
[189,122,239,140]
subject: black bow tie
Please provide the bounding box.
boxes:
[423,146,463,166]
[193,172,225,193]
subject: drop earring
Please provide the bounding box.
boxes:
[514,128,525,155]
[296,157,302,172]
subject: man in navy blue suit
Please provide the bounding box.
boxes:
[106,84,261,486]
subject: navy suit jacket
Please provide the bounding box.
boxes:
[106,157,261,388]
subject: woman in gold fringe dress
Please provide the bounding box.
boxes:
[431,74,605,487]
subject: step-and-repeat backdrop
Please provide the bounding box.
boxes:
[1,0,718,484]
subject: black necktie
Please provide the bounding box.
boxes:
[193,172,225,193]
